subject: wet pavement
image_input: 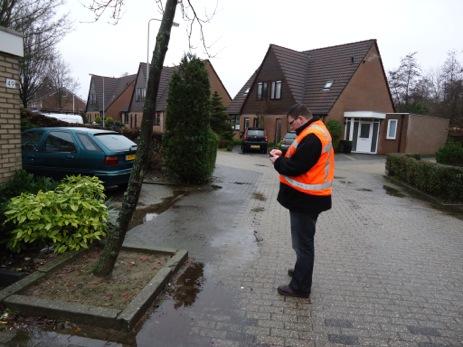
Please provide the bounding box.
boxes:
[2,151,463,346]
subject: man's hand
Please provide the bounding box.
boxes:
[269,148,282,163]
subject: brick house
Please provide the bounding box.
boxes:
[0,26,23,183]
[29,81,86,115]
[126,60,231,132]
[85,60,231,133]
[85,73,137,124]
[227,39,448,154]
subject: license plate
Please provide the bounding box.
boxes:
[126,154,136,161]
[250,145,260,149]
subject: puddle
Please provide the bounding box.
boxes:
[339,180,353,184]
[357,188,372,192]
[167,261,204,309]
[210,184,222,190]
[233,181,250,185]
[252,192,266,201]
[130,190,188,228]
[251,207,265,212]
[383,185,406,197]
[334,176,346,179]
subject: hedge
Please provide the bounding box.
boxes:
[386,154,463,202]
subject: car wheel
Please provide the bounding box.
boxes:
[241,145,246,154]
[261,146,267,154]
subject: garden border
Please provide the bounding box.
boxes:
[0,246,188,330]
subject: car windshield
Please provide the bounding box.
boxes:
[247,130,264,136]
[284,132,296,140]
[94,133,136,151]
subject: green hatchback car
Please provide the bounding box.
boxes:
[22,127,137,187]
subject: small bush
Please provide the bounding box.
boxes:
[4,175,108,253]
[386,154,463,202]
[325,120,343,152]
[436,140,463,167]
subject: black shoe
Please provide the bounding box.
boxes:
[277,285,310,298]
[288,268,294,277]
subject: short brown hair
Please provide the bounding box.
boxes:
[287,104,313,119]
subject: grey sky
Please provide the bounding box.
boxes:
[59,0,463,101]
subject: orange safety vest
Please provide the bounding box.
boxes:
[279,120,335,196]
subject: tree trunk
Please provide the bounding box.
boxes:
[93,0,178,277]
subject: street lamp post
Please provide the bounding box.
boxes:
[146,18,179,90]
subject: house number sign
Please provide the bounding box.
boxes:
[5,79,17,89]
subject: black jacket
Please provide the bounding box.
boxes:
[274,118,332,214]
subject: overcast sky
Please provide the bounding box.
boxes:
[58,0,463,101]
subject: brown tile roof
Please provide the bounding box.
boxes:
[302,39,375,114]
[229,39,377,115]
[226,70,257,114]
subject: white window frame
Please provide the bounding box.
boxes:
[386,119,398,140]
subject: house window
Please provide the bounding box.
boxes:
[135,87,146,102]
[387,119,398,139]
[257,82,268,100]
[122,112,129,124]
[244,87,250,96]
[90,91,97,105]
[229,115,240,130]
[270,80,282,100]
[154,112,161,126]
[322,80,333,91]
[244,117,250,130]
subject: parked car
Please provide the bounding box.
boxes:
[278,131,296,154]
[21,127,137,187]
[241,128,268,154]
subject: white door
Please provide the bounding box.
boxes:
[356,122,372,153]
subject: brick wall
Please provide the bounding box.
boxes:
[0,52,22,184]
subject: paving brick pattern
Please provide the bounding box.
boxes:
[129,151,463,346]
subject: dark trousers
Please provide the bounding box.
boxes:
[289,210,318,294]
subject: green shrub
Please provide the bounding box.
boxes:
[4,175,108,253]
[386,154,463,202]
[0,170,58,246]
[325,120,343,152]
[436,140,463,167]
[164,54,217,184]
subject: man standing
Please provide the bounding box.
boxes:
[269,104,334,299]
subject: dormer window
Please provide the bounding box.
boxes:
[322,80,333,91]
[270,80,282,100]
[257,82,268,100]
[244,87,250,95]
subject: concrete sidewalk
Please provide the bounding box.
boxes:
[2,151,462,346]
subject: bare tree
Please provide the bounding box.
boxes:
[440,51,463,125]
[43,53,79,109]
[0,0,70,107]
[89,0,213,276]
[388,52,422,111]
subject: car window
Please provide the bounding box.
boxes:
[45,131,76,152]
[77,133,101,152]
[285,133,296,140]
[247,130,264,136]
[94,134,136,151]
[21,131,43,146]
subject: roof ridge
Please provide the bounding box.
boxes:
[303,39,376,53]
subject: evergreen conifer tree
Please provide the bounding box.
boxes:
[164,54,218,184]
[210,91,233,145]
